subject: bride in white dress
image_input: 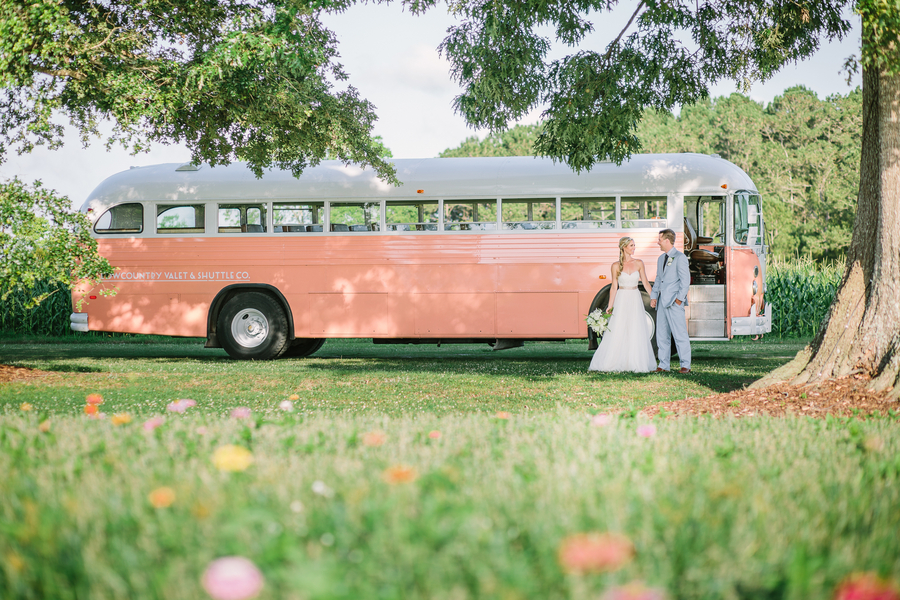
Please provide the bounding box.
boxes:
[589,237,658,372]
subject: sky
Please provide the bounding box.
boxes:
[0,3,862,207]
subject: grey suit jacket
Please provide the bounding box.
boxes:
[651,249,690,308]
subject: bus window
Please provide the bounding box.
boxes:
[733,193,761,245]
[444,200,498,231]
[273,202,323,232]
[330,202,380,232]
[501,198,556,230]
[560,197,615,229]
[94,203,143,234]
[699,197,725,243]
[621,196,667,228]
[218,204,267,233]
[157,204,205,234]
[386,201,439,231]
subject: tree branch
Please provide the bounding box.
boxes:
[601,0,646,64]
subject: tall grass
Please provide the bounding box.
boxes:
[0,281,75,337]
[1,409,897,600]
[766,257,843,338]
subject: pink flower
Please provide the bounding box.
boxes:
[230,407,252,419]
[201,556,264,600]
[835,572,900,600]
[428,430,442,440]
[278,400,294,412]
[601,582,668,600]
[86,393,104,405]
[166,399,196,413]
[591,413,613,427]
[637,424,657,438]
[558,532,635,574]
[362,431,387,447]
[495,411,511,419]
[196,426,208,435]
[143,416,165,432]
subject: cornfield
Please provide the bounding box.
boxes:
[766,257,843,338]
[2,261,843,339]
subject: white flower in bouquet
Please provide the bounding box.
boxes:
[586,309,612,337]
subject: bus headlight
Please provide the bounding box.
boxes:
[752,280,758,295]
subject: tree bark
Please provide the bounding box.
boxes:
[754,65,900,397]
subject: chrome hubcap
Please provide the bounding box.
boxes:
[231,308,269,348]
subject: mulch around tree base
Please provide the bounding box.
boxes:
[643,374,900,419]
[0,364,53,383]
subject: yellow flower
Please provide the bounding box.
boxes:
[20,402,33,412]
[38,420,51,433]
[212,445,254,472]
[148,486,176,508]
[111,413,132,426]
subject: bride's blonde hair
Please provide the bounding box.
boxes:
[617,237,634,273]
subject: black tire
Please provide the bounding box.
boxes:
[218,292,289,360]
[281,338,325,358]
[588,283,659,356]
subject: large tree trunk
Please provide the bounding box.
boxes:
[754,64,900,397]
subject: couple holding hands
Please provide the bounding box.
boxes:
[589,229,692,374]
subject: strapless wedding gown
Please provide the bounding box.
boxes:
[588,271,658,372]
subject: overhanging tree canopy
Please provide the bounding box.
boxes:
[0,0,398,183]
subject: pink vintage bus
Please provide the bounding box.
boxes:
[70,154,771,359]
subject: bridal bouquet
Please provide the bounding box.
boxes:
[586,309,612,337]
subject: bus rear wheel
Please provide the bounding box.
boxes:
[281,338,325,358]
[218,292,289,360]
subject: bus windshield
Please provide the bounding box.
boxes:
[733,192,762,246]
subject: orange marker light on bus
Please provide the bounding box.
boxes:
[417,189,424,194]
[721,184,727,189]
[599,275,607,279]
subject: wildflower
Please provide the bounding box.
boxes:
[230,407,252,419]
[143,416,165,432]
[201,556,264,600]
[148,486,176,508]
[557,532,635,574]
[834,572,900,600]
[383,465,417,484]
[637,424,657,438]
[428,430,442,440]
[111,413,132,426]
[20,402,33,412]
[495,411,511,419]
[86,393,104,405]
[591,413,613,427]
[601,582,667,600]
[196,426,208,435]
[84,404,98,415]
[311,481,334,498]
[290,500,304,513]
[289,394,300,401]
[278,400,294,412]
[166,399,196,413]
[362,430,386,447]
[38,420,51,433]
[212,445,254,472]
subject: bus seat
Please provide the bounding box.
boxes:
[349,224,368,232]
[308,225,323,232]
[683,218,720,267]
[331,223,349,232]
[246,224,264,233]
[274,226,283,233]
[284,225,306,232]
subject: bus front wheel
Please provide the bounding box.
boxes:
[218,292,289,360]
[281,338,325,358]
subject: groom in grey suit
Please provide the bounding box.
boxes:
[650,228,692,373]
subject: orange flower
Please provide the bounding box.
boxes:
[835,572,900,600]
[38,420,51,433]
[289,394,300,401]
[383,465,417,484]
[111,413,132,426]
[86,393,104,405]
[362,431,387,447]
[148,486,176,508]
[84,404,98,415]
[20,402,33,412]
[558,532,635,574]
[495,411,511,419]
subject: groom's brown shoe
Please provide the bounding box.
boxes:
[655,367,667,372]
[679,368,691,374]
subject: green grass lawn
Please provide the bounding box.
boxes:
[1,337,898,600]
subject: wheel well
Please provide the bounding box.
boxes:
[587,282,656,351]
[205,285,294,348]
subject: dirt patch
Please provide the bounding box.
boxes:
[0,364,53,383]
[643,374,899,419]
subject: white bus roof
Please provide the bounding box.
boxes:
[80,154,757,212]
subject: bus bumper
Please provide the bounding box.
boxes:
[70,312,89,333]
[731,303,772,336]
